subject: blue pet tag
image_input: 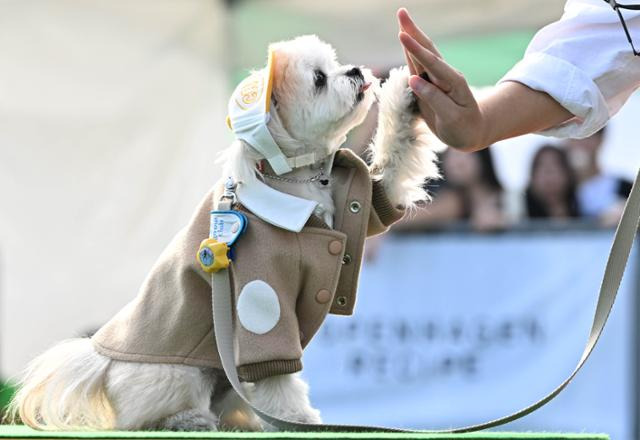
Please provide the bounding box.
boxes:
[209,210,248,245]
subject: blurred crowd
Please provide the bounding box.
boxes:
[395,126,632,232]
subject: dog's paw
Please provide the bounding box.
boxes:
[408,72,431,114]
[259,407,322,431]
[379,66,419,118]
[154,409,218,432]
[370,67,442,208]
[287,406,322,424]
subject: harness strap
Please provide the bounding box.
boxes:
[211,168,640,432]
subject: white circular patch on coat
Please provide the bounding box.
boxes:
[237,280,281,334]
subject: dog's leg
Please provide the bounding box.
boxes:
[153,409,218,432]
[251,373,321,429]
[369,67,441,209]
[107,364,218,430]
[213,384,262,431]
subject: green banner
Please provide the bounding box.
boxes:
[437,31,535,86]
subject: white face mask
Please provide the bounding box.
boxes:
[226,50,294,175]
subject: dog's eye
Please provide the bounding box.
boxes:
[314,70,327,88]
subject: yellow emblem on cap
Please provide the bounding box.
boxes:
[197,238,230,273]
[236,76,262,109]
[227,50,276,124]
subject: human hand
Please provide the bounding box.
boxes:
[397,8,488,151]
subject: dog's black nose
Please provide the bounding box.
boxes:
[345,67,364,81]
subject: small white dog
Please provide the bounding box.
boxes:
[9,35,440,431]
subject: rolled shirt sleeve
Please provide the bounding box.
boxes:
[499,0,640,138]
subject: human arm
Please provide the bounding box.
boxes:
[397,3,640,149]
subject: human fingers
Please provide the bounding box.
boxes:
[397,8,443,58]
[408,74,457,121]
[400,34,427,79]
[416,95,436,127]
[400,32,452,93]
[400,32,475,106]
[403,45,418,76]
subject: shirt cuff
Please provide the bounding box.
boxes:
[499,52,610,139]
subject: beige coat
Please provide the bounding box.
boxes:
[92,149,404,381]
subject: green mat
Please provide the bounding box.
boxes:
[0,426,609,440]
[0,383,15,411]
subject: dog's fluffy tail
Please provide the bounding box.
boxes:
[6,338,115,430]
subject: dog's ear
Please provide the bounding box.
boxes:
[266,42,290,102]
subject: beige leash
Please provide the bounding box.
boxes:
[211,168,640,432]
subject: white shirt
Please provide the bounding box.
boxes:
[500,0,640,138]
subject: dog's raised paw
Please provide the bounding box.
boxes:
[408,72,431,114]
[379,66,420,118]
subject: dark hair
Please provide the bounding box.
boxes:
[438,147,503,218]
[440,147,503,191]
[525,145,579,218]
[475,148,503,192]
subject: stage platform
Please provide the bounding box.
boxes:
[0,426,609,440]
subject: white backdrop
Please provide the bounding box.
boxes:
[0,1,230,377]
[302,232,637,439]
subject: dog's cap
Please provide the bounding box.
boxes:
[226,50,292,175]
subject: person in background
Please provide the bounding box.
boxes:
[564,126,632,226]
[526,145,579,220]
[397,147,509,231]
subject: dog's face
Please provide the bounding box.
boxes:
[268,35,378,152]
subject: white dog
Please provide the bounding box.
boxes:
[8,35,440,432]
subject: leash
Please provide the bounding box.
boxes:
[207,168,640,432]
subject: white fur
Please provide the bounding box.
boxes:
[104,363,216,430]
[370,67,443,208]
[9,35,440,432]
[7,339,114,430]
[252,374,321,428]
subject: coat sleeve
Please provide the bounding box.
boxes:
[366,180,405,237]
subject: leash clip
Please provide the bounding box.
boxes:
[221,177,237,205]
[197,183,248,273]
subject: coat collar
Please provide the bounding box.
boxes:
[236,177,318,233]
[235,149,367,233]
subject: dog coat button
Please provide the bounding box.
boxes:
[342,253,352,265]
[336,296,348,307]
[315,289,332,304]
[328,240,343,255]
[349,200,361,213]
